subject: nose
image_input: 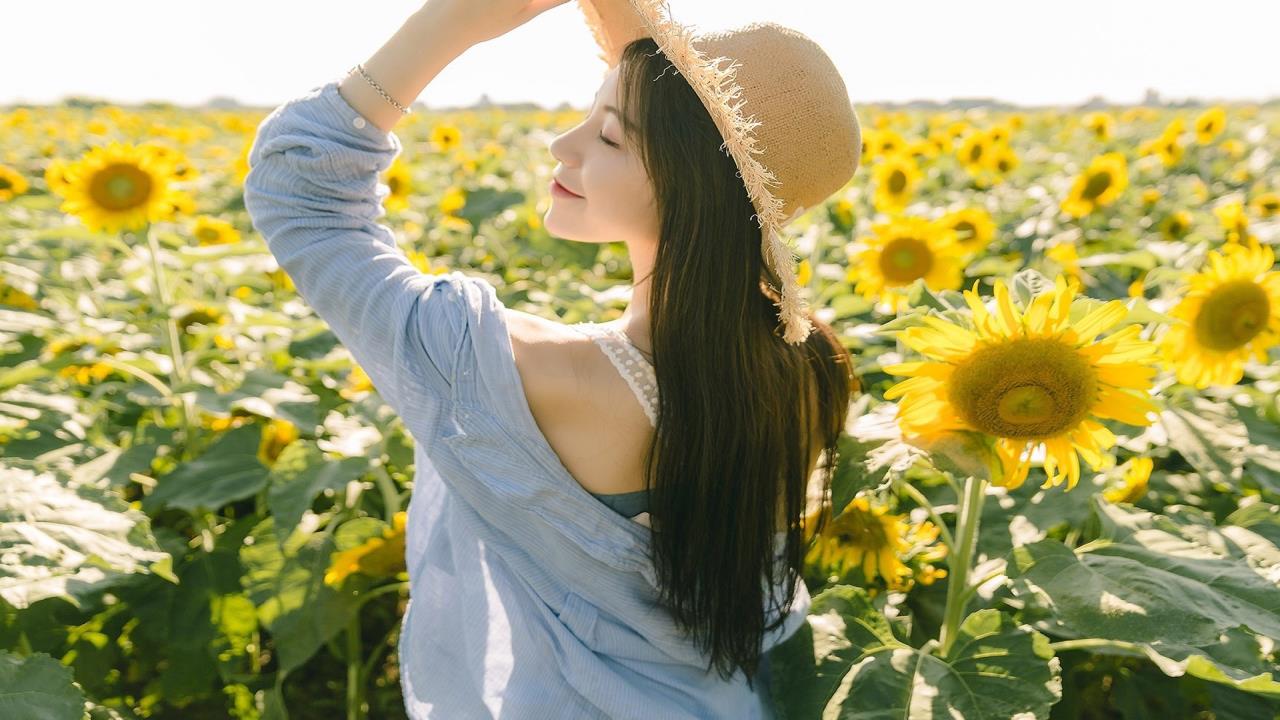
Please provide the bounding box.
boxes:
[548,117,589,167]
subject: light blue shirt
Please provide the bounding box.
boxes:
[243,76,810,719]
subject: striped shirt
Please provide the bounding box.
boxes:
[242,75,809,719]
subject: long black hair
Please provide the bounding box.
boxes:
[613,38,860,688]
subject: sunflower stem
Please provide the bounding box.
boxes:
[938,474,987,656]
[893,478,954,550]
[142,223,198,459]
[346,611,364,720]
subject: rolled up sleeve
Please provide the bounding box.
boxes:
[243,77,468,431]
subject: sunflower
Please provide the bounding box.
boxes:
[871,153,923,213]
[1212,200,1253,244]
[802,496,946,592]
[1102,456,1153,504]
[233,136,253,186]
[955,130,994,177]
[1140,188,1162,207]
[1061,152,1128,218]
[988,143,1020,177]
[1160,209,1193,240]
[1194,106,1226,145]
[257,417,299,468]
[936,207,997,258]
[382,156,413,213]
[60,141,180,234]
[191,215,241,246]
[0,163,29,201]
[1082,112,1114,141]
[339,363,374,402]
[1250,191,1280,218]
[872,128,908,158]
[139,141,199,183]
[1220,138,1245,160]
[324,511,408,587]
[43,158,77,197]
[1139,130,1184,168]
[1157,241,1280,389]
[430,122,462,152]
[828,197,855,231]
[0,279,38,311]
[439,186,466,216]
[1045,242,1084,285]
[847,216,966,314]
[882,274,1163,491]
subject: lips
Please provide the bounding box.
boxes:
[552,178,583,198]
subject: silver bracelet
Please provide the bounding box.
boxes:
[350,63,412,115]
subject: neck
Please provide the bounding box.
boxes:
[616,242,656,359]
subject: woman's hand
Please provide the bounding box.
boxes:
[424,0,575,47]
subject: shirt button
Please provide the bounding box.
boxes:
[352,116,367,129]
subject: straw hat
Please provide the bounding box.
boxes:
[574,0,862,344]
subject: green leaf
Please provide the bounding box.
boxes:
[142,423,270,513]
[1155,395,1247,486]
[0,466,174,609]
[0,651,86,720]
[190,366,320,431]
[266,441,369,546]
[769,586,1061,719]
[239,515,359,673]
[1007,499,1280,695]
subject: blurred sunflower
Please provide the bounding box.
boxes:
[1158,241,1280,389]
[439,186,466,216]
[936,206,997,258]
[1194,106,1226,145]
[176,302,226,334]
[1102,456,1153,505]
[381,156,413,213]
[827,197,854,231]
[1140,188,1162,207]
[1045,242,1083,285]
[191,215,241,246]
[233,136,253,186]
[0,163,29,201]
[802,496,946,593]
[430,122,462,152]
[1061,152,1128,218]
[0,279,38,310]
[871,153,923,213]
[139,141,199,183]
[43,158,77,197]
[1212,200,1253,244]
[60,141,180,234]
[1082,112,1114,141]
[266,266,296,293]
[847,216,965,314]
[324,511,408,587]
[1160,209,1193,240]
[988,143,1020,177]
[258,417,299,468]
[1139,125,1185,168]
[871,127,907,158]
[1250,191,1280,218]
[339,363,374,402]
[955,130,994,177]
[882,274,1162,491]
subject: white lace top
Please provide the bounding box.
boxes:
[568,320,658,528]
[568,320,658,427]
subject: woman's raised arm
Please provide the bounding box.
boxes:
[338,0,572,134]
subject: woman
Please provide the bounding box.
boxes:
[242,0,862,717]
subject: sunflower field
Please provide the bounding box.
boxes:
[2,95,1279,719]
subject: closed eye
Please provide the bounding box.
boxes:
[597,132,620,148]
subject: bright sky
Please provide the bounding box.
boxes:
[3,0,1276,109]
